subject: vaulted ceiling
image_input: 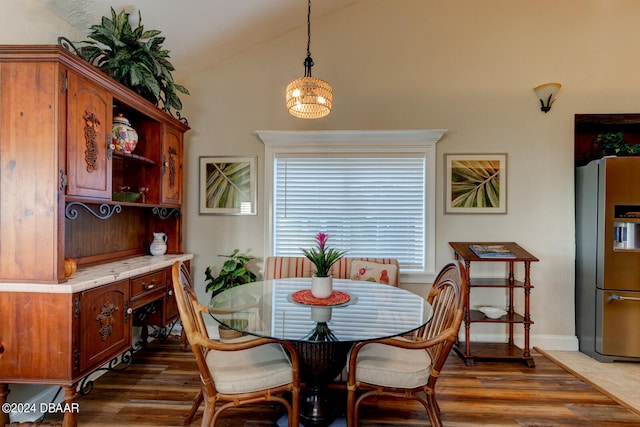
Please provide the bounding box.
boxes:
[39,0,356,72]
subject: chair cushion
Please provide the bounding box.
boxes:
[206,341,293,394]
[350,260,398,285]
[264,257,400,285]
[353,341,432,389]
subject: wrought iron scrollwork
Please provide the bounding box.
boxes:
[57,36,81,55]
[65,202,122,220]
[148,318,179,340]
[78,348,134,395]
[175,111,189,126]
[152,207,180,220]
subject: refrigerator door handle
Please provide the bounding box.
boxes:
[609,294,640,302]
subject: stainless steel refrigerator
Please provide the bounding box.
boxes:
[576,156,640,362]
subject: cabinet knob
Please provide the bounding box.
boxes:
[127,308,133,315]
[167,289,173,296]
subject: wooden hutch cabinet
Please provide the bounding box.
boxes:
[0,45,191,426]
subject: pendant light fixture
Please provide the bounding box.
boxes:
[285,0,333,119]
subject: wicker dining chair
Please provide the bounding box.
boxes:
[345,260,468,427]
[171,261,300,427]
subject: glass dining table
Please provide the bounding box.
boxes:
[209,278,433,427]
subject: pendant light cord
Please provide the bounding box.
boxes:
[304,0,314,77]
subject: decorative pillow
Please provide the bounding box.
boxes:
[350,260,398,285]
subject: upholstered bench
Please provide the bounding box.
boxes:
[263,256,400,286]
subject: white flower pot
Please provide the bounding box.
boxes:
[311,275,333,298]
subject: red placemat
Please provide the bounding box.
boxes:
[290,289,351,306]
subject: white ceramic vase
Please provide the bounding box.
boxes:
[311,307,332,322]
[311,275,333,298]
[150,232,168,256]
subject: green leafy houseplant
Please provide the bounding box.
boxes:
[301,232,347,277]
[204,249,257,297]
[593,132,640,157]
[66,7,189,114]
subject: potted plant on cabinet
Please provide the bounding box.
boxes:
[592,131,640,158]
[59,7,189,116]
[204,249,257,339]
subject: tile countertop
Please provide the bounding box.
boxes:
[0,254,194,294]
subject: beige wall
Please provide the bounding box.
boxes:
[1,0,83,44]
[6,0,640,350]
[180,0,640,351]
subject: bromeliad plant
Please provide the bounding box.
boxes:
[301,232,348,277]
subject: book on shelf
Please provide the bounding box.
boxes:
[469,244,516,258]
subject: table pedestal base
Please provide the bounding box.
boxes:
[300,385,336,426]
[294,340,352,427]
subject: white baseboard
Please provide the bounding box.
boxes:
[525,334,580,351]
[464,332,579,351]
[5,384,61,423]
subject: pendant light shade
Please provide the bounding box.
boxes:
[286,75,332,119]
[285,0,333,119]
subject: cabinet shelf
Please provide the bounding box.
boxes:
[453,342,531,365]
[469,309,529,323]
[65,197,180,223]
[449,242,538,368]
[65,196,180,210]
[469,278,532,288]
[112,151,157,166]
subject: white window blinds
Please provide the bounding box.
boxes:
[258,130,446,281]
[274,156,426,271]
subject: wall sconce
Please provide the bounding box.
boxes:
[533,82,561,113]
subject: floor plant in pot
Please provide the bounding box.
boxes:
[204,249,257,339]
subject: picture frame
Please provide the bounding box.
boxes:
[199,156,257,215]
[444,153,507,214]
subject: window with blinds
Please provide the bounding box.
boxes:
[273,155,426,271]
[257,130,445,280]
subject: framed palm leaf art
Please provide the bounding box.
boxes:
[199,156,257,215]
[445,153,507,214]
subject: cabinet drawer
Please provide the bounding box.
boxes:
[131,270,165,302]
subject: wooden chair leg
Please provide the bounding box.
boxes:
[183,389,203,426]
[180,327,188,351]
[346,388,356,427]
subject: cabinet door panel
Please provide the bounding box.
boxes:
[79,280,130,372]
[160,124,183,205]
[66,71,112,198]
[0,60,63,282]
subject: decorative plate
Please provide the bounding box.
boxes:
[289,290,353,307]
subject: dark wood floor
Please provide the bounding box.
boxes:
[43,335,640,426]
